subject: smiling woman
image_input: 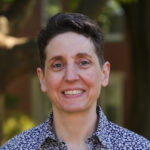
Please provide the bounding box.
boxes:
[0,12,150,150]
[37,32,109,114]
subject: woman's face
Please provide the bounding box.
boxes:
[37,32,110,113]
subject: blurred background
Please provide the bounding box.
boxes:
[0,0,150,145]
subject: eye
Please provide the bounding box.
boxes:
[51,62,64,71]
[79,60,90,68]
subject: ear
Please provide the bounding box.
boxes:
[37,68,47,92]
[101,61,110,87]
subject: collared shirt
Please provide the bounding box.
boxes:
[0,106,150,150]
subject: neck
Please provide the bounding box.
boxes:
[53,106,97,143]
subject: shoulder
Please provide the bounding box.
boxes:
[0,122,46,150]
[108,121,150,149]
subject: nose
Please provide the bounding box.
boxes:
[64,63,79,82]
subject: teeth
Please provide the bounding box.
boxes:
[64,90,83,95]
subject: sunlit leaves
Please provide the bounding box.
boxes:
[115,0,138,4]
[98,0,124,34]
[2,113,35,144]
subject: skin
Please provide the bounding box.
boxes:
[37,32,110,150]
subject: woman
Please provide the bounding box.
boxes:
[1,12,150,150]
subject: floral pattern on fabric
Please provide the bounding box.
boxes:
[0,106,150,150]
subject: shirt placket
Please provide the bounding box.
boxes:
[59,141,67,150]
[85,138,94,150]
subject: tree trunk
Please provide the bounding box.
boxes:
[3,0,36,35]
[0,39,40,92]
[121,0,150,139]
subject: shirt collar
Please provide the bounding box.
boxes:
[38,112,58,148]
[94,106,114,149]
[39,106,113,149]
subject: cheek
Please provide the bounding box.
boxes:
[82,70,101,101]
[80,69,101,88]
[45,73,63,91]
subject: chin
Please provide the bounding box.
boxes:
[61,104,90,113]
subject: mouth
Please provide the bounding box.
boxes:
[62,89,85,95]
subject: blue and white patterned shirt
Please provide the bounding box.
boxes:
[1,106,150,150]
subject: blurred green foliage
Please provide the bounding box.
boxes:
[116,0,138,3]
[2,113,35,144]
[98,0,123,34]
[4,93,19,108]
[98,7,111,33]
[1,93,35,145]
[0,0,14,3]
[67,0,81,12]
[45,0,61,17]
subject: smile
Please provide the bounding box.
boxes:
[62,90,85,95]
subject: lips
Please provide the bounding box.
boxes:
[62,89,85,95]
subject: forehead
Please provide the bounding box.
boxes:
[45,32,98,60]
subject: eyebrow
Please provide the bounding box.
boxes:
[48,56,64,62]
[76,53,93,59]
[48,52,93,62]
